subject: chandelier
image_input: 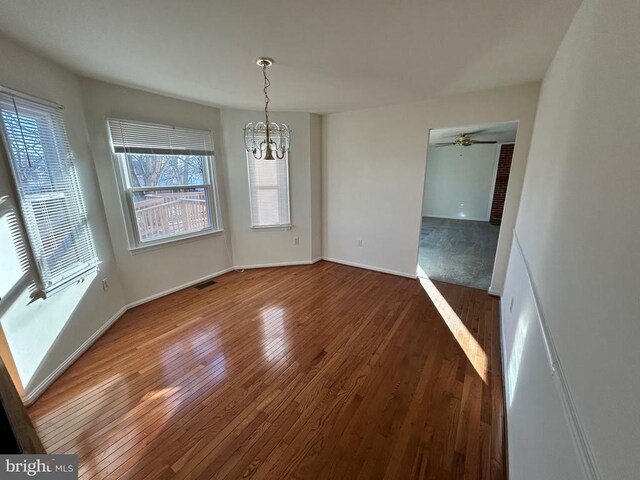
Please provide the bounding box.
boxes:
[244,58,291,160]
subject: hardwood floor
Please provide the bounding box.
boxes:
[28,261,505,479]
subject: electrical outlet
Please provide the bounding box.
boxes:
[293,237,300,245]
[102,278,109,292]
[357,239,363,247]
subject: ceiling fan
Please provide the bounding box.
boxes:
[432,131,497,147]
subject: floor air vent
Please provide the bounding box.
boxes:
[194,279,217,290]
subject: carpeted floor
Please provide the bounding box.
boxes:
[418,216,500,291]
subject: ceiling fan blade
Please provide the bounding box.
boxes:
[432,142,456,147]
[465,129,490,135]
[471,140,497,144]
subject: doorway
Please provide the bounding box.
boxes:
[417,122,518,291]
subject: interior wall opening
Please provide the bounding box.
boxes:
[417,121,519,291]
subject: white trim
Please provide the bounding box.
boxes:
[250,224,293,231]
[128,229,225,255]
[233,260,317,270]
[498,290,510,477]
[421,213,490,222]
[488,288,502,297]
[23,305,128,405]
[322,257,417,279]
[126,266,235,308]
[508,230,601,480]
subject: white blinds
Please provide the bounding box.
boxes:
[0,92,98,293]
[247,153,291,227]
[108,118,214,156]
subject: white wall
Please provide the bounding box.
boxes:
[80,79,233,304]
[0,36,126,398]
[323,83,539,291]
[219,109,321,267]
[502,0,640,478]
[501,239,584,480]
[422,144,499,221]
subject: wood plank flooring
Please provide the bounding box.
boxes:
[27,261,505,479]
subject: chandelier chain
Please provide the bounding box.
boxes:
[263,63,270,130]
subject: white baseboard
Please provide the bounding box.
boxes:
[24,305,128,406]
[233,260,317,270]
[126,267,235,309]
[488,288,502,297]
[422,214,490,222]
[322,257,417,279]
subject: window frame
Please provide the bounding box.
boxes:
[246,151,292,230]
[0,88,98,296]
[106,118,223,251]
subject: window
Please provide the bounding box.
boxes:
[246,152,291,228]
[107,119,220,247]
[0,92,98,294]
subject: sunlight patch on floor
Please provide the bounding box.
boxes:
[418,275,489,383]
[260,306,289,363]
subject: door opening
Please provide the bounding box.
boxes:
[417,121,518,291]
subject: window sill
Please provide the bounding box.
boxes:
[250,224,293,231]
[129,229,225,255]
[36,263,101,300]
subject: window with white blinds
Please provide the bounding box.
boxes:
[247,152,291,228]
[107,119,220,246]
[0,92,98,294]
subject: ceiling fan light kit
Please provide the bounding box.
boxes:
[244,57,291,160]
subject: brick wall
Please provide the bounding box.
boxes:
[489,144,514,225]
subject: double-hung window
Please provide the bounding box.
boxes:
[0,91,98,295]
[107,119,220,247]
[246,152,291,228]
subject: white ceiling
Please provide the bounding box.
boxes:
[429,121,519,145]
[0,0,581,113]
